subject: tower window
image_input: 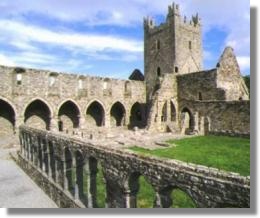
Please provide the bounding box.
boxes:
[156,40,161,50]
[175,67,179,73]
[199,92,202,101]
[189,41,192,50]
[16,73,22,85]
[157,67,161,77]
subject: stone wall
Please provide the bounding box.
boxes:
[177,69,226,101]
[0,65,146,136]
[178,100,250,136]
[18,126,250,208]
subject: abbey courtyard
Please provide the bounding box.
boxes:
[0,3,250,208]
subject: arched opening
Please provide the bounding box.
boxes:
[0,99,15,137]
[130,102,144,129]
[157,67,161,77]
[87,157,106,208]
[58,101,80,132]
[110,102,126,127]
[157,186,197,208]
[170,101,176,122]
[128,174,156,208]
[24,99,51,130]
[65,147,74,196]
[181,107,195,135]
[48,141,56,181]
[86,101,105,127]
[170,188,196,208]
[75,150,87,205]
[198,92,202,101]
[161,101,167,122]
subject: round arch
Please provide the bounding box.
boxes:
[0,98,16,137]
[57,100,81,132]
[86,100,105,127]
[158,185,197,208]
[24,98,52,130]
[110,101,126,127]
[180,107,195,134]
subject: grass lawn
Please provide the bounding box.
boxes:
[129,136,250,176]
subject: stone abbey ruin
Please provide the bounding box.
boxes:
[0,3,250,208]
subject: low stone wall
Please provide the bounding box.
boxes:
[15,154,83,208]
[18,126,250,208]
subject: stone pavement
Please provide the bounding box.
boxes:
[0,147,57,208]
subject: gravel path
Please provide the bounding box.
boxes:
[0,148,57,208]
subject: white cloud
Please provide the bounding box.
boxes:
[237,56,250,72]
[0,20,142,53]
[0,54,16,67]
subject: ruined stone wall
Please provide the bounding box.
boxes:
[216,47,249,101]
[179,100,250,136]
[0,65,146,135]
[177,69,226,101]
[18,126,250,208]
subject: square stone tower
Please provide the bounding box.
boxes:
[144,3,203,101]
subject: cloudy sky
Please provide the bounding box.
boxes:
[0,0,250,78]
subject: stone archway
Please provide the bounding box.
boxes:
[181,107,195,135]
[110,102,126,127]
[86,101,105,127]
[24,99,51,130]
[58,100,80,132]
[0,99,16,137]
[129,102,144,128]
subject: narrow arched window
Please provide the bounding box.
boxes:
[189,41,192,50]
[157,67,161,77]
[199,92,202,101]
[156,40,161,50]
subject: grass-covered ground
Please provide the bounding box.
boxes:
[72,136,249,208]
[130,136,250,176]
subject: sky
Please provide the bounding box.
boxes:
[0,0,250,79]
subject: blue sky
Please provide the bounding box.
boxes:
[0,0,250,79]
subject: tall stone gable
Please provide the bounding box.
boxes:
[144,3,203,101]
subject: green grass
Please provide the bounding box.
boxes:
[136,176,196,208]
[171,189,196,208]
[137,176,156,208]
[130,136,250,176]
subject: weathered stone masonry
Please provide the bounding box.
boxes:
[0,3,250,138]
[18,126,250,208]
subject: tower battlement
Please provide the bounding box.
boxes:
[144,2,201,35]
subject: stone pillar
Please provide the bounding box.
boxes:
[50,116,58,132]
[15,116,24,134]
[33,136,39,168]
[124,190,138,208]
[26,134,30,161]
[63,158,69,191]
[86,158,98,208]
[79,116,85,129]
[73,155,79,200]
[167,100,171,122]
[47,142,53,179]
[105,111,110,128]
